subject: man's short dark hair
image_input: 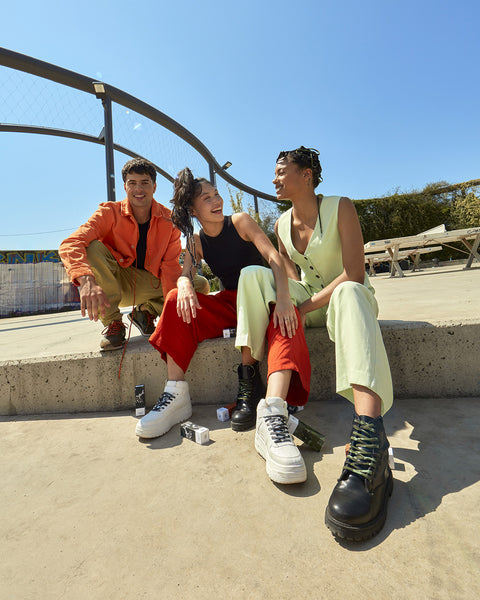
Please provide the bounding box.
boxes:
[122,158,157,183]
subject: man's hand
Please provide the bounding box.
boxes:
[177,277,201,324]
[78,275,110,321]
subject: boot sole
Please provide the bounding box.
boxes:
[324,469,394,542]
[100,341,125,352]
[231,420,255,432]
[255,433,307,484]
[136,405,192,439]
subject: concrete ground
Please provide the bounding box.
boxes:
[1,263,479,599]
[1,398,479,600]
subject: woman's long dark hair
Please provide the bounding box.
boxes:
[171,167,209,275]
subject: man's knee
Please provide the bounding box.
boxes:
[86,240,113,266]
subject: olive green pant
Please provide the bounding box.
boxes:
[86,240,208,326]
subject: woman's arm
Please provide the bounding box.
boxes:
[297,197,365,323]
[176,233,203,323]
[274,219,301,281]
[233,213,298,338]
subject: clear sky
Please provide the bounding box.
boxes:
[1,0,479,250]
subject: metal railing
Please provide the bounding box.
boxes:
[0,47,277,212]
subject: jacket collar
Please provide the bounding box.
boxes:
[120,197,171,219]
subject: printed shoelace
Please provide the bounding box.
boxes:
[344,421,380,480]
[237,378,254,405]
[152,392,175,412]
[264,415,291,444]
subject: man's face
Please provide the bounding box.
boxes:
[124,171,156,210]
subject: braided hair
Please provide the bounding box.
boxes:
[171,167,210,275]
[276,146,323,187]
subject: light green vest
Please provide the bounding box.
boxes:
[277,195,372,291]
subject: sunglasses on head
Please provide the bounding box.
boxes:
[276,147,320,168]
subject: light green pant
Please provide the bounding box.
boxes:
[86,240,208,327]
[235,266,393,415]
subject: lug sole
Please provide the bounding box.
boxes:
[136,405,192,439]
[231,419,255,432]
[255,432,307,484]
[325,470,394,541]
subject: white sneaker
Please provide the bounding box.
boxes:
[135,381,192,439]
[255,397,307,484]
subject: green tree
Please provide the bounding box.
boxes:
[451,191,480,229]
[227,186,281,248]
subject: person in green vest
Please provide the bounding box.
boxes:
[235,146,393,542]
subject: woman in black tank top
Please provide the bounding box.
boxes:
[140,168,297,441]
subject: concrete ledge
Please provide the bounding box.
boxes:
[1,319,479,415]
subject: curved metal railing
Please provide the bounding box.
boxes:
[0,47,277,209]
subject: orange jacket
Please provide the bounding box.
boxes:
[59,197,181,297]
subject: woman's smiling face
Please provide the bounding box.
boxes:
[273,158,310,200]
[190,182,224,225]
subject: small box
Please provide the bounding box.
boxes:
[287,415,325,452]
[217,407,230,421]
[180,421,210,445]
[388,447,395,470]
[223,328,236,338]
[135,384,146,416]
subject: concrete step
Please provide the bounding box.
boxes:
[1,318,478,415]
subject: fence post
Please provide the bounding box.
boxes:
[94,83,116,203]
[209,163,216,187]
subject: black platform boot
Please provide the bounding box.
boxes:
[231,363,266,431]
[325,414,393,542]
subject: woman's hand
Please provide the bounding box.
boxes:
[176,277,201,323]
[273,297,298,338]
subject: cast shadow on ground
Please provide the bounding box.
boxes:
[315,397,480,550]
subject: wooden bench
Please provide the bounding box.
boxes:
[364,225,480,277]
[365,246,443,276]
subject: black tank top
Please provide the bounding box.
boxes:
[199,215,265,290]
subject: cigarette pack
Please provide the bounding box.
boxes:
[223,328,236,338]
[180,421,210,445]
[287,415,325,452]
[135,384,146,416]
[225,402,237,417]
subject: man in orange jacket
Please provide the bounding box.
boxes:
[60,158,204,351]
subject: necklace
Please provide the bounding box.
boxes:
[317,195,323,237]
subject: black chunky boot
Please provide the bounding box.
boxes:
[231,363,266,431]
[325,414,393,542]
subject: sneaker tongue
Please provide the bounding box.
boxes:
[266,397,285,409]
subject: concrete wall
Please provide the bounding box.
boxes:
[0,256,79,317]
[1,320,478,416]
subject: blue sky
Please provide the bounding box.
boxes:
[1,0,479,250]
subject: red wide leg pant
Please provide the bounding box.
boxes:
[266,306,311,406]
[149,288,237,373]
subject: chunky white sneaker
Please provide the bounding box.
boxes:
[255,397,307,484]
[135,381,192,439]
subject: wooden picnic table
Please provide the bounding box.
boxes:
[365,246,442,276]
[364,226,480,277]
